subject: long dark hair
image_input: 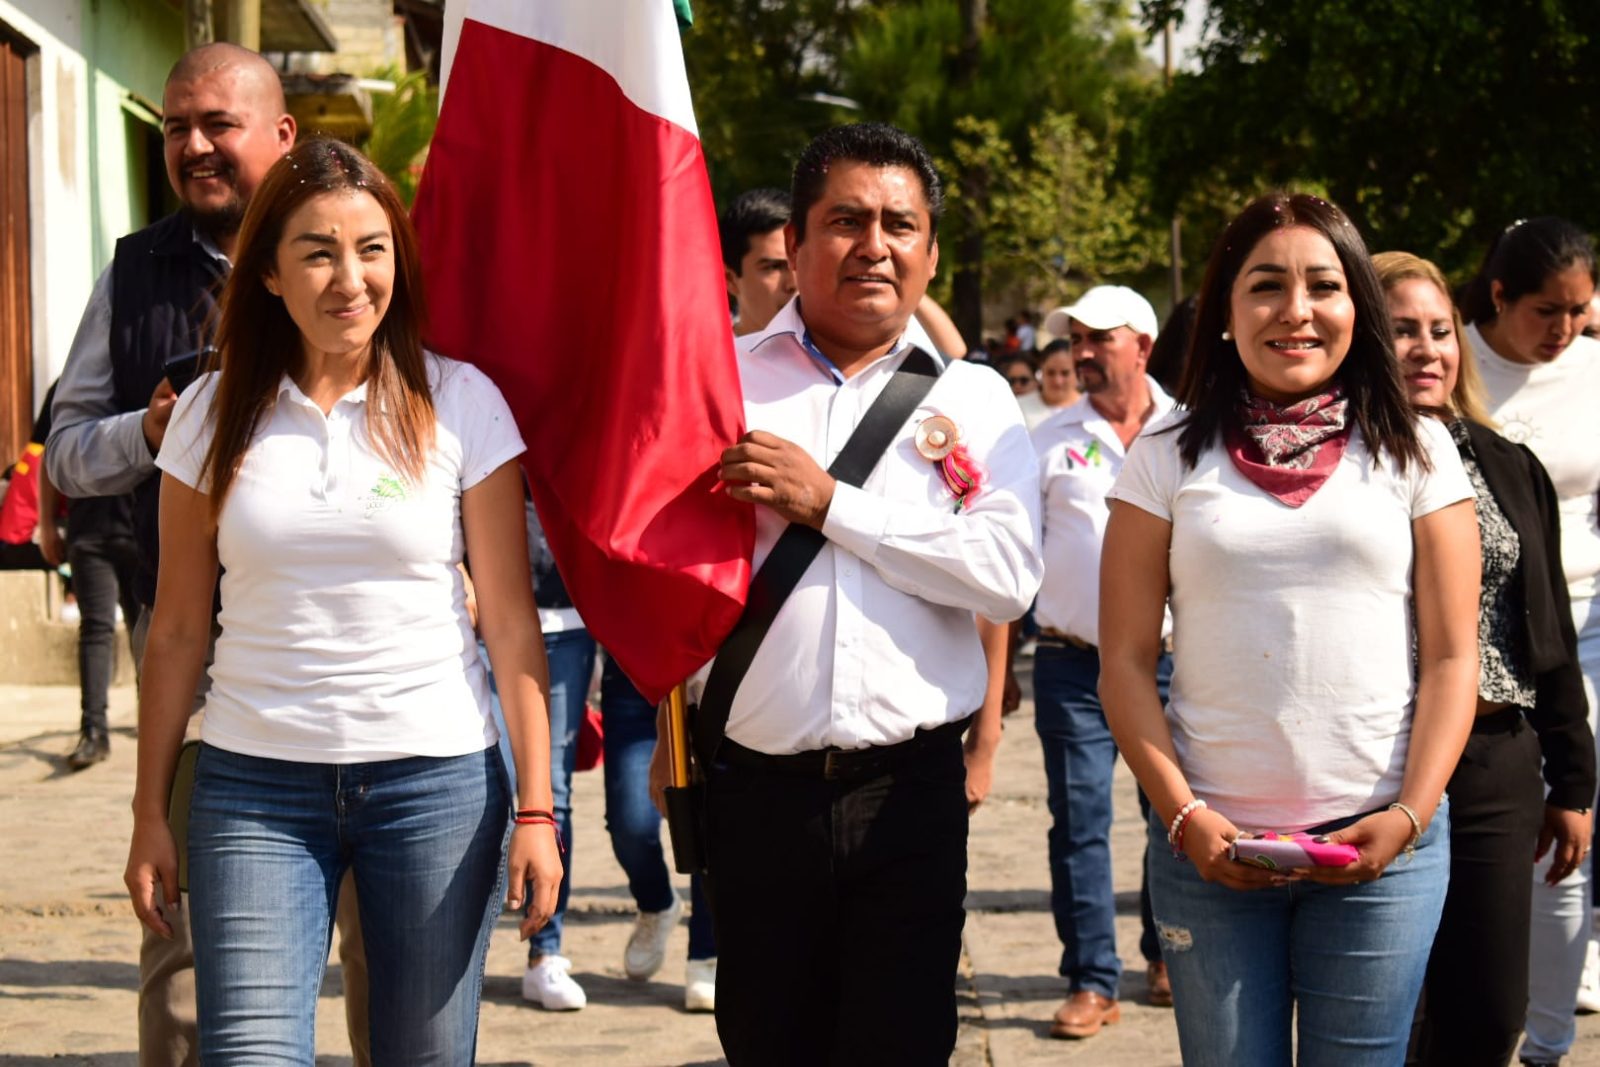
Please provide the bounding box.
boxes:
[1458,216,1597,325]
[1174,192,1425,472]
[197,138,435,516]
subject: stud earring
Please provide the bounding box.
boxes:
[1221,329,1233,341]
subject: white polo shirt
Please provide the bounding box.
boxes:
[157,354,526,763]
[688,299,1044,755]
[1032,378,1174,646]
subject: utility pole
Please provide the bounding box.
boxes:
[185,0,214,50]
[216,0,261,49]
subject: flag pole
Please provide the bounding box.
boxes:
[661,682,705,873]
[666,683,691,788]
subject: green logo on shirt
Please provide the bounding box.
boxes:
[363,474,407,516]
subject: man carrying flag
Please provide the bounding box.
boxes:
[672,122,1042,1064]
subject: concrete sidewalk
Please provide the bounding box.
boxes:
[2,680,1597,1065]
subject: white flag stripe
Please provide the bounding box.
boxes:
[439,0,698,139]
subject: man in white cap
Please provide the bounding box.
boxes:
[1029,285,1175,1038]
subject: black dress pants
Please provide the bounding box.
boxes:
[1409,712,1544,1067]
[705,727,969,1067]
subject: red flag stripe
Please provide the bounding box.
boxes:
[414,15,752,702]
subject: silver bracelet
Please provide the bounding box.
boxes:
[1388,801,1423,857]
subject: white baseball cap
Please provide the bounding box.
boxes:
[1043,285,1159,341]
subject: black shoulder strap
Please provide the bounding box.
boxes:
[692,346,942,767]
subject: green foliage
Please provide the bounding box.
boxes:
[1135,0,1600,281]
[946,112,1166,306]
[680,1,868,207]
[362,66,439,207]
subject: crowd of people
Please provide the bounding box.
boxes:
[5,37,1600,1067]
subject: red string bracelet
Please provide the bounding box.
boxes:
[513,815,565,854]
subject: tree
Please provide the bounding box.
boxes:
[680,1,1165,343]
[1136,0,1600,280]
[363,67,439,207]
[680,1,868,208]
[838,0,1158,342]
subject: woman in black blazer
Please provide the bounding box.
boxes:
[1376,252,1596,1067]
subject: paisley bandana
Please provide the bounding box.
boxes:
[1223,385,1350,507]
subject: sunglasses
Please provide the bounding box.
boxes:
[1006,375,1034,386]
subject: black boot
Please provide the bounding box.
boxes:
[67,728,110,770]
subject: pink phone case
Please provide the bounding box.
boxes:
[1229,833,1360,870]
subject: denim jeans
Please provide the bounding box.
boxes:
[521,629,596,957]
[1148,801,1450,1067]
[187,744,508,1064]
[67,534,139,731]
[1033,642,1171,996]
[494,634,715,960]
[600,655,716,960]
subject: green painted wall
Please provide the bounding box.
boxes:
[84,0,183,274]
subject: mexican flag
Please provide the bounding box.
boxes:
[412,0,753,703]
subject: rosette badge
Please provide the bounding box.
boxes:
[915,415,985,511]
[914,415,959,461]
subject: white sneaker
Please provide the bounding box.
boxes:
[685,957,716,1012]
[624,892,683,979]
[522,955,587,1010]
[1577,940,1600,1015]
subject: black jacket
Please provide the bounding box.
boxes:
[1463,418,1597,810]
[109,211,227,607]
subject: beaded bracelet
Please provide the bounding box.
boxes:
[1168,798,1207,858]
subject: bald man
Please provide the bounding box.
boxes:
[47,44,365,1067]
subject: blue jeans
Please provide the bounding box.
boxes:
[521,629,596,956]
[1033,642,1171,997]
[600,655,716,960]
[187,744,508,1064]
[1147,802,1450,1067]
[495,634,715,960]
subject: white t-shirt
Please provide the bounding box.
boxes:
[157,354,526,763]
[1468,325,1600,605]
[1107,415,1472,832]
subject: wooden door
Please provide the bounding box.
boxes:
[0,27,33,460]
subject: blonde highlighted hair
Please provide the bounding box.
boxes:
[1371,251,1495,429]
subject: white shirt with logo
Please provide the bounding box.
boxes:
[157,354,526,763]
[1031,378,1174,647]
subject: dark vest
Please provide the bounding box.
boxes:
[109,211,227,606]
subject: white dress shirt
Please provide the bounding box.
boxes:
[689,298,1043,755]
[1032,376,1174,647]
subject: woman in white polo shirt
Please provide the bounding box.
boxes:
[1457,216,1600,1067]
[123,139,562,1063]
[1099,193,1480,1066]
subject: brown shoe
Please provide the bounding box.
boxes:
[1146,961,1173,1007]
[1050,990,1121,1039]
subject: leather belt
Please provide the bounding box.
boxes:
[1038,627,1174,655]
[718,716,971,782]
